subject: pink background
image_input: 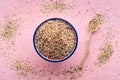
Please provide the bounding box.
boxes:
[0,0,120,80]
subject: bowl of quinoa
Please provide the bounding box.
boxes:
[33,18,78,62]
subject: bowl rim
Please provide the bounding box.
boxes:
[33,18,78,62]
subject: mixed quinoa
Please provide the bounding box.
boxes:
[35,19,76,60]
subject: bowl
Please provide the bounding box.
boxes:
[33,18,78,62]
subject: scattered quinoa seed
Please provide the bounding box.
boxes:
[41,0,74,13]
[1,19,19,39]
[46,0,68,11]
[98,43,113,65]
[61,65,84,80]
[12,60,38,77]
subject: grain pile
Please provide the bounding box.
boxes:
[1,19,19,39]
[96,26,117,66]
[12,60,38,77]
[97,43,113,65]
[35,19,76,60]
[45,0,68,11]
[41,0,74,13]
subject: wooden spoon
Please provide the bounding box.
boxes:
[79,14,101,69]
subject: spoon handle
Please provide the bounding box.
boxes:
[79,31,92,69]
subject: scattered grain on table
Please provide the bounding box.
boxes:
[1,19,20,40]
[0,15,23,58]
[96,26,119,66]
[105,27,119,41]
[11,59,39,77]
[41,0,75,13]
[61,65,84,80]
[11,57,85,80]
[97,42,113,66]
[10,57,51,79]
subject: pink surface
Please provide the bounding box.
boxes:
[0,0,120,80]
